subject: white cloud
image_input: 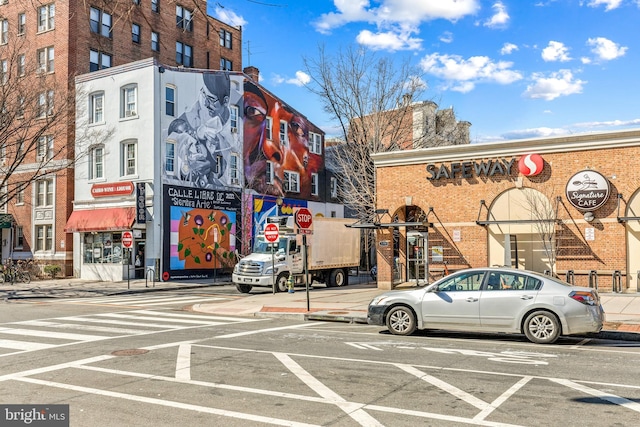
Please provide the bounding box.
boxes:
[287,71,311,86]
[541,41,571,62]
[500,43,518,55]
[501,127,570,140]
[356,29,422,51]
[587,37,627,61]
[523,70,585,100]
[585,0,623,11]
[313,0,480,50]
[420,53,522,92]
[484,1,510,28]
[213,6,247,28]
[439,31,454,43]
[571,118,640,128]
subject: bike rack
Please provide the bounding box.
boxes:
[612,270,622,293]
[588,270,598,290]
[565,270,575,286]
[145,267,156,288]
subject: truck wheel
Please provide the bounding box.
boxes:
[330,269,346,287]
[235,284,252,293]
[276,273,289,293]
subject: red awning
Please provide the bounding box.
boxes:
[65,207,136,232]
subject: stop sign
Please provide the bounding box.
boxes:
[295,208,313,231]
[264,223,279,243]
[122,231,134,248]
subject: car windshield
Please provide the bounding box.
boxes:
[253,237,287,254]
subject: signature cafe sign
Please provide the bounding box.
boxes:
[565,170,610,211]
[426,158,517,180]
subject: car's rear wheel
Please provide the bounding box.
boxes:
[386,306,416,335]
[523,310,560,344]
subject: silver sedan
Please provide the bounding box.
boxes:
[367,267,604,344]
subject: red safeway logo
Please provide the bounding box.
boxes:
[518,154,544,176]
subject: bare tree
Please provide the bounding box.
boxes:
[519,186,559,274]
[303,45,427,224]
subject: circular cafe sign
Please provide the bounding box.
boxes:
[565,170,610,211]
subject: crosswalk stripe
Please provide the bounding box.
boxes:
[132,310,258,323]
[55,316,188,329]
[18,320,147,335]
[0,339,54,351]
[125,297,227,306]
[91,313,229,325]
[0,327,105,341]
[58,295,227,306]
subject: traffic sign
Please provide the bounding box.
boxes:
[295,208,313,234]
[122,231,134,248]
[264,223,279,243]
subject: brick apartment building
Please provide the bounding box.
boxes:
[0,0,241,274]
[373,129,640,293]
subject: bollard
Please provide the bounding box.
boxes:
[588,270,598,290]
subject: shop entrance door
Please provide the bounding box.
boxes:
[407,231,427,284]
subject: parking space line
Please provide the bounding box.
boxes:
[550,378,640,413]
[474,376,533,421]
[175,344,191,380]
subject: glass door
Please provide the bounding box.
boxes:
[407,231,427,284]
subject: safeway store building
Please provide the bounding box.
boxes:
[372,129,640,293]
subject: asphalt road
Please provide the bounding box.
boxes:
[1,294,640,426]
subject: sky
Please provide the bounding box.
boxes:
[208,0,640,143]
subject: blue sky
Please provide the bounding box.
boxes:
[209,0,640,143]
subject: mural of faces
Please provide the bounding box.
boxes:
[166,73,239,189]
[243,80,323,198]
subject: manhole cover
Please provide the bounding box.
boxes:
[111,349,149,356]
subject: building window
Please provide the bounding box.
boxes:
[84,232,123,264]
[89,49,111,72]
[133,0,140,5]
[122,141,136,176]
[265,117,273,140]
[330,177,337,198]
[17,53,25,76]
[165,85,175,116]
[132,23,140,43]
[283,171,300,193]
[0,144,5,165]
[121,85,137,118]
[38,4,55,32]
[165,140,175,173]
[36,178,54,207]
[176,42,192,67]
[89,92,104,124]
[176,6,193,31]
[15,226,24,249]
[0,59,6,85]
[311,173,318,196]
[37,46,54,73]
[230,153,239,184]
[219,29,232,49]
[1,19,7,45]
[37,90,54,118]
[37,135,54,161]
[151,32,159,52]
[151,0,159,13]
[279,121,288,146]
[309,132,322,154]
[220,58,232,71]
[266,161,274,184]
[17,189,24,205]
[89,146,104,180]
[17,13,26,36]
[230,105,238,133]
[90,7,112,38]
[35,225,53,252]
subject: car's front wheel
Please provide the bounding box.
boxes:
[523,310,560,344]
[386,306,416,335]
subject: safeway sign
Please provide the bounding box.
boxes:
[295,208,313,235]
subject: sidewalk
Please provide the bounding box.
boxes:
[2,277,639,341]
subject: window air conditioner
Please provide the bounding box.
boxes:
[126,110,137,117]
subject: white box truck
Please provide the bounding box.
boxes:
[232,216,360,293]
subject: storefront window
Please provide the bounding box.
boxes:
[84,232,123,264]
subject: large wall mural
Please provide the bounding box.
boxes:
[162,185,240,280]
[163,72,243,189]
[243,80,323,198]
